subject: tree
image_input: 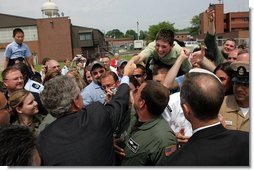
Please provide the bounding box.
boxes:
[106,29,124,38]
[125,29,137,39]
[189,15,200,36]
[139,30,149,40]
[148,21,176,41]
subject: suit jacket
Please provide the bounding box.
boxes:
[37,83,130,166]
[160,124,249,166]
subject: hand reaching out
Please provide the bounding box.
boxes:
[206,9,215,22]
[176,128,190,146]
[113,137,126,159]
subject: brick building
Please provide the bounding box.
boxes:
[196,3,249,46]
[0,13,106,70]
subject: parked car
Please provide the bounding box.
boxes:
[184,41,199,50]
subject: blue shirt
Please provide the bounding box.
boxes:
[81,81,106,106]
[175,75,185,87]
[81,76,130,106]
[4,41,31,59]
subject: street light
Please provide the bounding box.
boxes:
[137,21,139,40]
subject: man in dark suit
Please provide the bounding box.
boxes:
[159,72,249,166]
[37,61,135,166]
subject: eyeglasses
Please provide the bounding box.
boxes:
[0,103,9,111]
[51,65,61,69]
[102,83,115,90]
[4,76,24,81]
[92,69,105,76]
[133,74,143,78]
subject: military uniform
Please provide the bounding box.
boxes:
[12,114,45,136]
[37,113,56,134]
[219,61,249,132]
[121,115,177,166]
[219,95,249,131]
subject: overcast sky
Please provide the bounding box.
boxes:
[0,0,250,33]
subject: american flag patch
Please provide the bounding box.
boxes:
[165,145,177,156]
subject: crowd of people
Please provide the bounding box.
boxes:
[0,7,249,166]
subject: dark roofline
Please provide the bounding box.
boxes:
[0,13,36,20]
[72,25,104,35]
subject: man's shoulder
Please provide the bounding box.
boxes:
[84,82,96,91]
[5,41,15,50]
[153,117,176,138]
[221,95,239,109]
[171,41,182,53]
[20,42,29,48]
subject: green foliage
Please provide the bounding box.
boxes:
[139,30,149,41]
[106,29,124,38]
[189,15,200,36]
[125,29,137,39]
[148,21,176,41]
[120,55,132,61]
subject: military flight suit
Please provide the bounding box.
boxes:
[12,114,45,136]
[121,115,177,166]
[219,95,249,132]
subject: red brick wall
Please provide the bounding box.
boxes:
[36,17,73,63]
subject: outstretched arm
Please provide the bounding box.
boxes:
[163,48,189,89]
[207,8,216,35]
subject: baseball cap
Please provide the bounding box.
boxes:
[90,61,104,71]
[230,61,249,83]
[117,60,128,68]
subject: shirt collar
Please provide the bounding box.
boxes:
[13,41,22,47]
[192,122,221,134]
[91,81,102,89]
[138,116,163,130]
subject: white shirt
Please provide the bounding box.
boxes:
[162,92,193,136]
[192,122,221,135]
[110,66,117,74]
[24,79,44,93]
[61,66,69,75]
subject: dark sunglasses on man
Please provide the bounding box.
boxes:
[132,74,143,78]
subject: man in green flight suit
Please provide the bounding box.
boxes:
[115,80,177,166]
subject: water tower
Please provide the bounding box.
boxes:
[41,0,60,18]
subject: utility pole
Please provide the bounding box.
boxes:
[137,21,139,40]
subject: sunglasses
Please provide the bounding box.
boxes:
[133,74,143,78]
[92,69,105,75]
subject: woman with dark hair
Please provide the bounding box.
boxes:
[214,61,234,95]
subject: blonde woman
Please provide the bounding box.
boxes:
[8,89,44,135]
[66,68,87,90]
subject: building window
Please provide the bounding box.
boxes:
[0,26,38,43]
[80,33,92,41]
